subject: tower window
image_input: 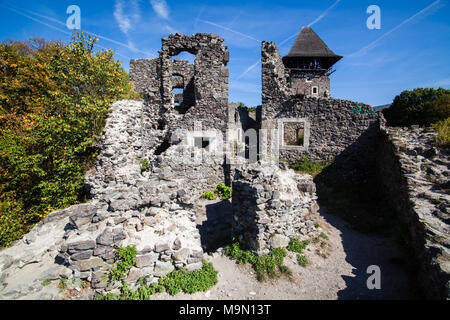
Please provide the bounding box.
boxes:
[306,75,312,82]
[312,87,318,95]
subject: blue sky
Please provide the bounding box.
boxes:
[0,0,449,107]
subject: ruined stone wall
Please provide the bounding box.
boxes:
[129,58,161,98]
[261,41,383,182]
[232,162,320,256]
[377,126,450,300]
[131,33,230,138]
[289,74,330,98]
[0,99,240,299]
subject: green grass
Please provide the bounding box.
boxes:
[200,192,216,200]
[225,238,288,282]
[287,238,309,254]
[158,261,218,296]
[297,255,309,267]
[201,183,233,201]
[58,277,68,291]
[215,183,232,201]
[319,232,329,240]
[140,158,150,174]
[95,261,218,300]
[432,117,450,148]
[287,238,311,268]
[41,280,51,287]
[290,155,329,178]
[109,246,137,282]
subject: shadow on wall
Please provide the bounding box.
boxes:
[231,180,261,253]
[331,121,382,184]
[197,200,232,253]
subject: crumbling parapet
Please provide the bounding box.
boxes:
[232,161,319,256]
[130,33,230,136]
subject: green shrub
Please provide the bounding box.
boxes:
[96,261,218,300]
[225,238,288,282]
[140,158,150,174]
[297,255,309,267]
[432,117,450,148]
[290,155,328,178]
[382,88,449,127]
[215,183,232,200]
[158,261,218,296]
[109,246,137,282]
[200,191,217,201]
[287,238,309,254]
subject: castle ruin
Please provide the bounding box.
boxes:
[0,27,448,300]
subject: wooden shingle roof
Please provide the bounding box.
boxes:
[282,27,343,69]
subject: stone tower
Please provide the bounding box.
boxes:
[282,26,342,98]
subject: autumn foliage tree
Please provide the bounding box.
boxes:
[0,32,140,247]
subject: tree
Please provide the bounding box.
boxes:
[0,32,140,247]
[383,88,449,127]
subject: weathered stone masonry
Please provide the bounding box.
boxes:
[261,40,383,182]
[232,162,319,256]
[377,126,450,299]
[130,33,230,136]
[1,29,449,300]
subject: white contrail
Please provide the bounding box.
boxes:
[2,5,131,60]
[197,19,261,42]
[2,2,152,57]
[308,0,342,27]
[237,60,261,79]
[349,0,444,57]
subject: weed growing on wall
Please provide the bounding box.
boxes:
[200,183,232,201]
[109,246,137,282]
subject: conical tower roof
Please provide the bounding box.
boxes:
[282,27,343,69]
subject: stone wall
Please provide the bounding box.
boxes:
[56,99,234,292]
[261,40,383,182]
[130,33,230,136]
[0,99,234,299]
[289,73,330,98]
[376,126,450,300]
[232,162,320,256]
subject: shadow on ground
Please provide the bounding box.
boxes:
[319,207,419,300]
[196,200,232,253]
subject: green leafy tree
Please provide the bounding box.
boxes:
[382,88,449,127]
[0,32,140,247]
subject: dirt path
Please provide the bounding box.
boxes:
[152,207,415,300]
